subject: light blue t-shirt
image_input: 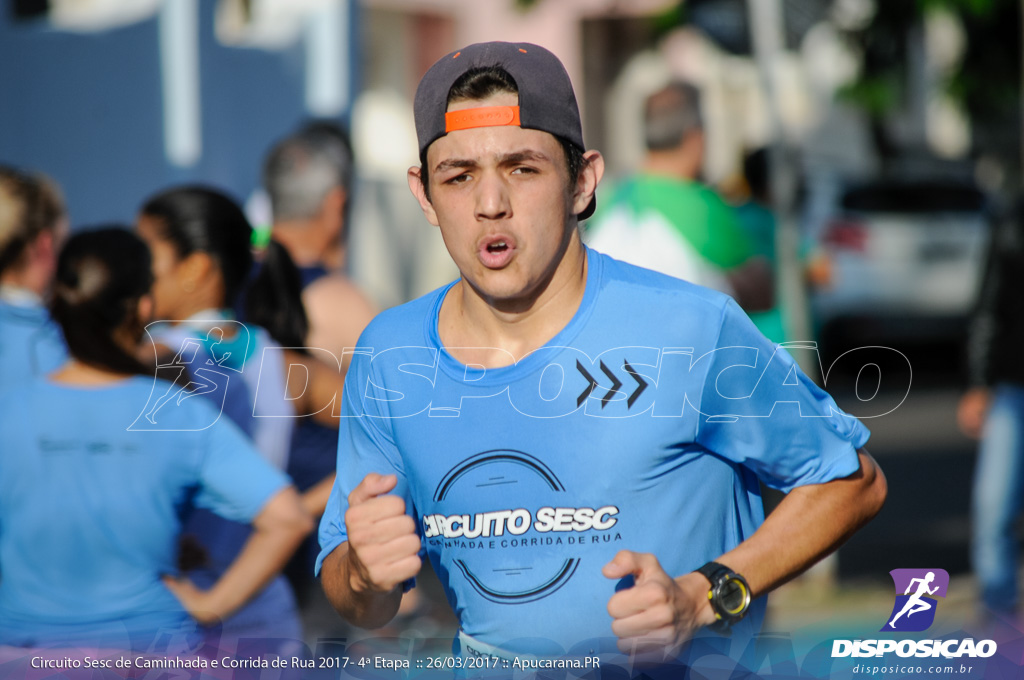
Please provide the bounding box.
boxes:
[0,300,67,387]
[0,376,288,651]
[144,317,301,642]
[317,248,869,656]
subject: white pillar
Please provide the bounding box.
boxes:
[159,0,202,167]
[305,0,349,117]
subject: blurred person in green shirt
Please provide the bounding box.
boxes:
[586,81,772,319]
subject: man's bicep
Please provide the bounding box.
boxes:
[838,448,885,496]
[315,477,351,575]
[782,448,886,527]
[319,541,359,617]
[319,540,348,593]
[720,448,885,596]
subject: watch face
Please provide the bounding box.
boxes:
[718,578,749,616]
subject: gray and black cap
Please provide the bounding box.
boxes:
[414,41,594,219]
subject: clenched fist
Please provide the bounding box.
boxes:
[603,550,717,658]
[344,472,422,595]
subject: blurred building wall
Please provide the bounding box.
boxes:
[0,1,358,227]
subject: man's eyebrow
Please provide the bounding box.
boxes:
[500,150,552,164]
[433,158,478,174]
[433,150,553,174]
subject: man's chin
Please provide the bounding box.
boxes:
[462,275,540,312]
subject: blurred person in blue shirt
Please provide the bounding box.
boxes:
[0,227,310,653]
[0,166,67,385]
[135,186,344,649]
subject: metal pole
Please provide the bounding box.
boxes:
[747,0,835,588]
[746,0,815,367]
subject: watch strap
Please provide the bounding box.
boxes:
[696,561,731,584]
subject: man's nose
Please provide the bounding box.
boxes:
[474,172,511,220]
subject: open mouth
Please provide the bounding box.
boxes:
[479,236,515,268]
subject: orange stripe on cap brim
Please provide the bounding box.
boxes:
[445,105,521,133]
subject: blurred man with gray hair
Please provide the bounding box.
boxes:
[262,124,377,606]
[263,122,376,368]
[586,81,772,313]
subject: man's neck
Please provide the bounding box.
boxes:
[439,241,588,369]
[272,220,330,268]
[642,149,699,182]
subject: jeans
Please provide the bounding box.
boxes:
[972,384,1024,614]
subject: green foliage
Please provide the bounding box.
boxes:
[839,0,1019,154]
[837,75,900,116]
[513,0,540,11]
[952,0,1020,121]
[658,0,1019,161]
[653,2,687,38]
[917,0,998,17]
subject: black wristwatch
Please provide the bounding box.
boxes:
[696,561,751,632]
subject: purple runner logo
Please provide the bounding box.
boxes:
[882,569,949,632]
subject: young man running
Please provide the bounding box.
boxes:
[316,41,886,667]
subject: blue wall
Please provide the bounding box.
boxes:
[0,1,357,227]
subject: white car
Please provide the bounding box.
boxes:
[811,180,991,364]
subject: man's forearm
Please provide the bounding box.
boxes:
[321,541,404,629]
[713,449,886,597]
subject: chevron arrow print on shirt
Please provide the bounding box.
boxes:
[575,359,648,410]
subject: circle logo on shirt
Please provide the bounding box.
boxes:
[422,449,619,604]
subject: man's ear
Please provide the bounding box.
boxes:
[572,150,605,216]
[680,131,705,177]
[408,166,440,227]
[321,186,346,220]
[320,186,347,238]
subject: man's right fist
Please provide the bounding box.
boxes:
[344,472,422,594]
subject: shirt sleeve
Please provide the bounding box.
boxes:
[191,409,290,522]
[694,298,869,492]
[315,349,414,576]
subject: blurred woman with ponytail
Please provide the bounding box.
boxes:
[0,228,311,653]
[0,166,68,384]
[135,186,344,648]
